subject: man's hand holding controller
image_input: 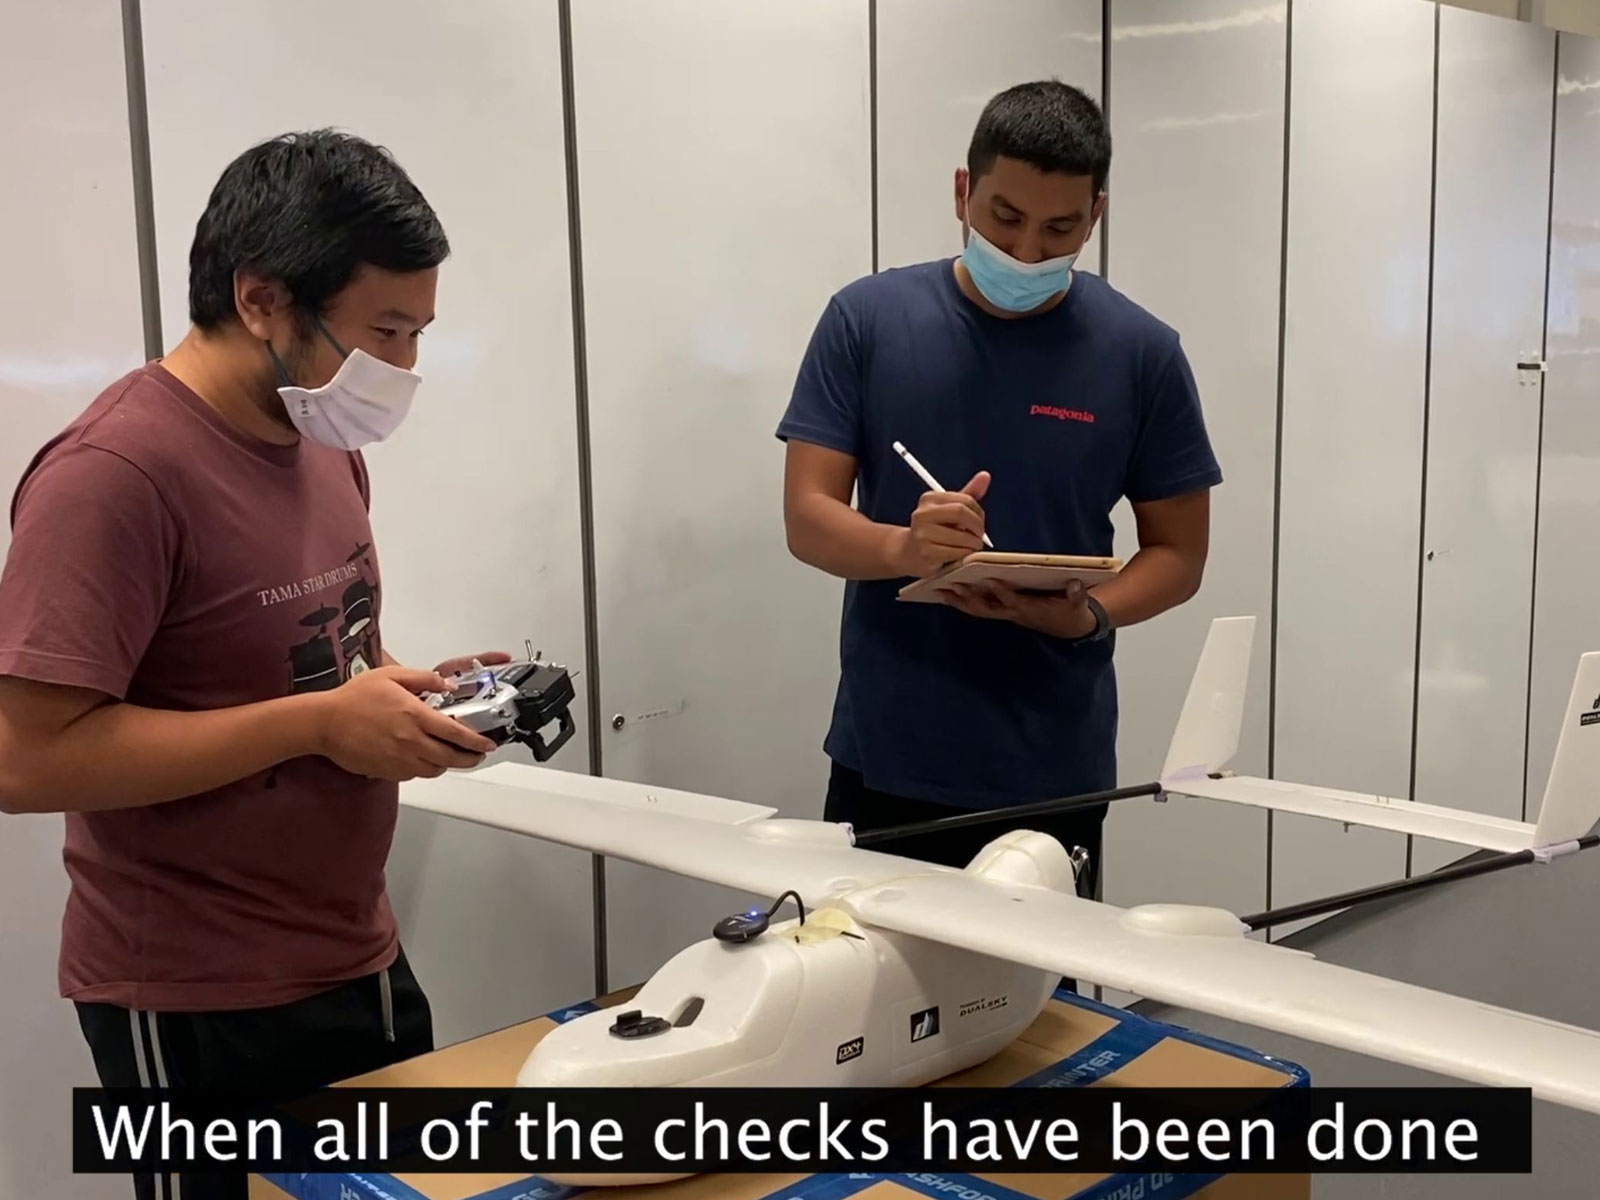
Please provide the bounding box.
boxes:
[315,653,507,782]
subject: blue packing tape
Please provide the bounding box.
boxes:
[1070,1171,1228,1200]
[442,1178,590,1200]
[750,1172,886,1200]
[549,1002,602,1025]
[261,1173,433,1200]
[743,1173,1043,1200]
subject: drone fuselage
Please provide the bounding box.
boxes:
[522,908,1058,1089]
[520,829,1082,1185]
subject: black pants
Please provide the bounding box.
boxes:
[76,947,433,1200]
[825,762,1106,994]
[824,761,1106,898]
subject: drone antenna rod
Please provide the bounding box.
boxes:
[1240,833,1600,932]
[851,781,1162,847]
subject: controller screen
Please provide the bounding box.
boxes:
[443,674,493,703]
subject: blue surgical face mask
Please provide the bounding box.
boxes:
[961,226,1077,313]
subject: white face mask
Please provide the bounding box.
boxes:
[270,321,420,451]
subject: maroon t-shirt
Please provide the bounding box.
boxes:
[0,363,400,1012]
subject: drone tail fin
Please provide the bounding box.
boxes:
[1160,616,1256,786]
[1531,650,1600,848]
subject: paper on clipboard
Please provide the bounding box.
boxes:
[896,551,1122,604]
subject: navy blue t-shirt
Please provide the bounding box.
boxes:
[777,259,1222,809]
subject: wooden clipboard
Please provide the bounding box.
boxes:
[896,551,1122,604]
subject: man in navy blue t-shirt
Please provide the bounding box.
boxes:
[777,81,1221,897]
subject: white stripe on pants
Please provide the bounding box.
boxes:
[130,1010,179,1200]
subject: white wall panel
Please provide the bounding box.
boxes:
[0,6,142,1198]
[141,0,595,1041]
[1412,7,1555,875]
[876,0,1101,272]
[570,0,872,989]
[1100,1,1285,932]
[1527,33,1600,818]
[1273,0,1436,925]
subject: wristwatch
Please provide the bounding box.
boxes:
[1070,594,1112,644]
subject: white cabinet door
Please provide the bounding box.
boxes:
[1273,0,1436,932]
[1412,8,1555,876]
[1100,0,1287,934]
[569,0,873,990]
[1525,33,1600,829]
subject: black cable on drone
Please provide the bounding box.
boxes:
[768,889,807,924]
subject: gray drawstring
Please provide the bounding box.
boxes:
[379,967,395,1043]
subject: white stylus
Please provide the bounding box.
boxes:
[892,440,994,549]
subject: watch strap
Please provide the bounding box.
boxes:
[1076,593,1111,644]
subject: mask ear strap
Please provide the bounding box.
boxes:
[266,307,349,387]
[312,315,352,360]
[265,341,296,388]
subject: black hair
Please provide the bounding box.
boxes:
[967,80,1111,195]
[187,129,449,330]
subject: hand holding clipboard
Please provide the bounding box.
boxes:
[889,440,1121,603]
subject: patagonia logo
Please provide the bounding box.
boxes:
[1030,404,1095,424]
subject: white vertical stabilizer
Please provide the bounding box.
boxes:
[1531,651,1600,848]
[1160,616,1256,786]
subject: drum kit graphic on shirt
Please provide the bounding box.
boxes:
[286,542,381,696]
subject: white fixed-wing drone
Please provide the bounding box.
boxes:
[401,616,1600,1154]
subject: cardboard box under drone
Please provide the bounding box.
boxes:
[251,988,1311,1200]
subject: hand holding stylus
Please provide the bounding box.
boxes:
[887,441,992,578]
[892,441,994,549]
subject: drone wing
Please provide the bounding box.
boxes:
[1161,617,1600,853]
[405,763,1600,1115]
[1170,775,1541,853]
[400,761,956,900]
[845,874,1600,1115]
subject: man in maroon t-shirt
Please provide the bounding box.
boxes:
[0,130,503,1199]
